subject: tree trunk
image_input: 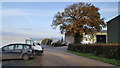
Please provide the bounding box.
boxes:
[74,33,83,44]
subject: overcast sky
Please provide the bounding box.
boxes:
[1,2,119,38]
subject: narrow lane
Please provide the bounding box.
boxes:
[2,46,114,66]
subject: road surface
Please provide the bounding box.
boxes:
[2,45,117,67]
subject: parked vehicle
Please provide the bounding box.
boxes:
[32,43,44,55]
[25,38,44,55]
[1,43,35,60]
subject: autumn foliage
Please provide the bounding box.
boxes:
[52,2,106,44]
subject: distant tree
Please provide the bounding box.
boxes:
[41,38,53,45]
[52,40,62,47]
[51,2,106,44]
[57,40,62,44]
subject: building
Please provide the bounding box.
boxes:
[65,30,107,44]
[95,30,107,43]
[107,15,120,44]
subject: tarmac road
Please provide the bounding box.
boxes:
[2,45,116,67]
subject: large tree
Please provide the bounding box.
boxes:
[51,2,106,44]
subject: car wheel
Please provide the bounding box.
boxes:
[22,54,30,60]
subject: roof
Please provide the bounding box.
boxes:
[7,43,30,45]
[107,15,120,23]
[98,30,107,33]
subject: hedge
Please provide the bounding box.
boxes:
[68,44,120,60]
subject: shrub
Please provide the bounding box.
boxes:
[51,40,62,47]
[51,40,67,47]
[68,44,120,60]
[41,38,53,45]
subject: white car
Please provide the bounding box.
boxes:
[32,43,44,55]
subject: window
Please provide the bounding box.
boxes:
[15,45,23,50]
[25,40,31,45]
[24,45,30,49]
[3,45,14,50]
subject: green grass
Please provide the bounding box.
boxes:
[67,50,120,66]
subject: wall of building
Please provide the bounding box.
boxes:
[119,16,120,43]
[65,35,74,43]
[65,32,107,44]
[107,16,119,44]
[96,33,107,43]
[82,34,95,44]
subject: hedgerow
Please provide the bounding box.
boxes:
[68,44,120,60]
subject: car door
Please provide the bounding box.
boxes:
[2,44,15,59]
[12,44,23,58]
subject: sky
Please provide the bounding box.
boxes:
[0,2,119,38]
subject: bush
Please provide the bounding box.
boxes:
[51,40,67,47]
[68,44,120,60]
[51,40,62,47]
[52,42,62,47]
[41,38,53,45]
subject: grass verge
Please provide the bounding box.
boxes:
[67,50,120,66]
